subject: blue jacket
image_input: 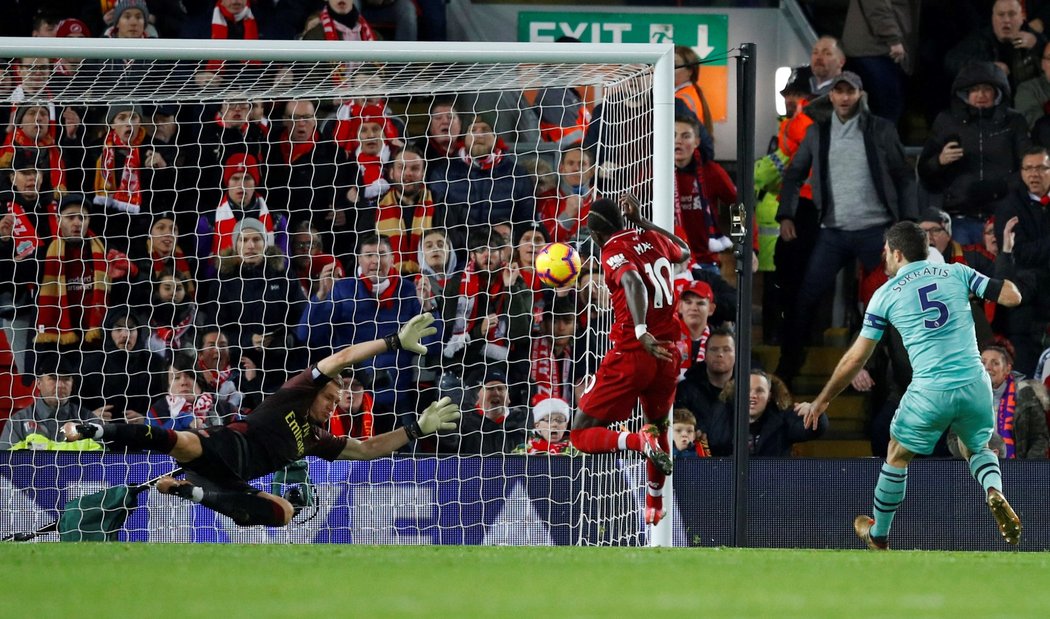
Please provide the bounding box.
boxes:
[296,276,437,411]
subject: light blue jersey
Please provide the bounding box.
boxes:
[860,260,989,390]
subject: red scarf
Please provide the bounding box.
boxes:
[997,375,1017,459]
[318,6,376,41]
[375,188,435,274]
[525,437,573,454]
[296,254,344,299]
[452,261,509,351]
[279,129,318,164]
[6,200,56,261]
[357,150,385,186]
[529,335,574,404]
[1,130,65,192]
[198,357,232,392]
[459,144,507,171]
[327,392,375,439]
[333,101,400,155]
[207,1,259,73]
[676,321,710,375]
[537,188,592,243]
[147,242,193,298]
[153,303,195,349]
[359,268,400,310]
[35,236,108,346]
[213,194,274,256]
[95,127,146,213]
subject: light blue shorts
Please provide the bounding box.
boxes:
[890,376,995,455]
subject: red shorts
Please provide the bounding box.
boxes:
[578,345,680,424]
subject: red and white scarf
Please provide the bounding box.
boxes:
[1,130,66,192]
[358,267,400,310]
[95,127,146,214]
[34,236,109,346]
[451,261,509,353]
[5,200,56,261]
[458,141,509,171]
[153,303,196,350]
[278,129,319,164]
[530,335,574,404]
[318,6,376,41]
[198,357,232,393]
[207,1,260,73]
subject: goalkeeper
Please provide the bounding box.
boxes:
[63,314,458,528]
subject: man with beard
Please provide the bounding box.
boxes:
[375,146,437,274]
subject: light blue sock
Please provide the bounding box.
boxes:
[968,448,1003,497]
[870,462,908,539]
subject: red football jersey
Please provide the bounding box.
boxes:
[600,228,684,349]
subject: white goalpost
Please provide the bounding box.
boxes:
[0,37,676,546]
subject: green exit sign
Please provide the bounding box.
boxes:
[519,11,729,66]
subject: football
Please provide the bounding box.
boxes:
[534,242,582,287]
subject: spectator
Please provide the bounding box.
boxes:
[0,355,101,450]
[1013,41,1050,128]
[714,370,828,456]
[51,21,93,101]
[919,208,968,264]
[145,269,198,358]
[9,57,56,108]
[333,95,404,159]
[514,397,576,455]
[512,220,550,293]
[529,294,580,405]
[992,145,1050,373]
[536,146,595,243]
[918,62,1030,245]
[441,227,533,385]
[531,37,591,146]
[359,0,418,41]
[204,217,305,352]
[980,345,1049,458]
[30,9,61,37]
[79,308,164,423]
[809,36,847,96]
[326,372,377,439]
[296,233,427,413]
[674,113,731,273]
[674,44,715,133]
[193,326,259,418]
[376,145,437,274]
[675,279,716,380]
[126,211,195,307]
[440,366,527,455]
[288,221,344,301]
[841,0,920,123]
[946,0,1045,97]
[193,99,270,206]
[300,0,376,41]
[201,153,275,268]
[415,227,457,315]
[776,71,917,384]
[104,0,155,38]
[32,195,115,352]
[671,407,709,459]
[429,116,535,251]
[267,99,342,240]
[422,97,463,182]
[2,104,66,195]
[182,0,264,87]
[340,104,394,200]
[675,326,735,439]
[145,353,223,430]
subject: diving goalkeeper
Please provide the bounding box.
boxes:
[63,314,458,527]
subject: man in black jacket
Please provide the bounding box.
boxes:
[775,71,917,384]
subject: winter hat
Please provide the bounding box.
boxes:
[222,152,261,187]
[114,0,150,24]
[58,193,89,213]
[829,70,863,90]
[55,18,91,38]
[13,104,49,127]
[532,397,570,424]
[919,207,952,238]
[107,103,143,125]
[232,217,268,248]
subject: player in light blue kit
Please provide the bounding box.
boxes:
[796,222,1023,549]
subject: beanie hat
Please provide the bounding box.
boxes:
[107,103,143,126]
[114,0,150,24]
[13,104,49,127]
[222,152,261,187]
[55,18,92,38]
[232,217,268,249]
[919,207,952,238]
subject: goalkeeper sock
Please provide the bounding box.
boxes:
[570,427,628,453]
[968,448,1003,497]
[201,489,290,527]
[98,424,178,453]
[870,462,908,539]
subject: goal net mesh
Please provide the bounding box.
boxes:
[0,47,662,545]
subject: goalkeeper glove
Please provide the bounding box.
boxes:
[418,396,460,435]
[392,313,438,355]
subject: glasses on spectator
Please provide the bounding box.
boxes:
[288,114,314,122]
[922,226,947,236]
[1021,165,1050,172]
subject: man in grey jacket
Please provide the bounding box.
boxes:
[775,71,918,384]
[0,356,99,450]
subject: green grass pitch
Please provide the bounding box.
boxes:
[3,544,1048,618]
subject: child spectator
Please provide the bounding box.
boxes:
[145,354,222,430]
[146,268,197,358]
[672,408,709,459]
[327,372,377,439]
[289,221,345,300]
[516,397,577,455]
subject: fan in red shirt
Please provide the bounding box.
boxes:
[571,194,691,526]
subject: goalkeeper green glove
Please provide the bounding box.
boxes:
[395,313,438,355]
[418,396,460,435]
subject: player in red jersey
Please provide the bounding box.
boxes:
[571,194,691,525]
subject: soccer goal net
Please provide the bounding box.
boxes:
[0,38,676,546]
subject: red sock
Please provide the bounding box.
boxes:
[570,427,626,453]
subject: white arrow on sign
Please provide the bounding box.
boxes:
[696,24,716,58]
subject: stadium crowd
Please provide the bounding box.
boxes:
[0,0,1048,462]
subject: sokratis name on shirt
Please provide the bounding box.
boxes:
[891,264,951,293]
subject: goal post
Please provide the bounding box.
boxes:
[0,36,676,546]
